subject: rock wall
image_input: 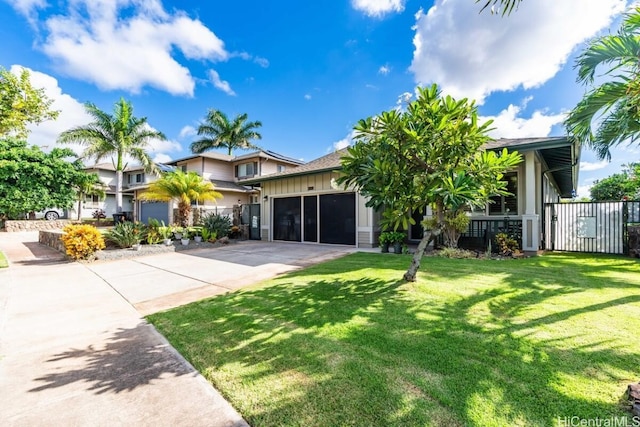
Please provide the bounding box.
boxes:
[39,230,66,253]
[4,220,72,233]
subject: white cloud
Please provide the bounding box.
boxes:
[254,57,270,68]
[331,130,357,152]
[208,69,236,96]
[480,102,565,138]
[178,125,197,139]
[580,160,609,172]
[378,64,391,75]
[352,0,405,17]
[13,65,180,163]
[153,153,173,164]
[304,94,312,100]
[576,183,593,199]
[13,0,229,96]
[410,0,626,103]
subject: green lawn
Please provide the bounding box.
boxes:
[0,250,8,268]
[148,252,640,427]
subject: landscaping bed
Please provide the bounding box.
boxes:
[149,252,640,427]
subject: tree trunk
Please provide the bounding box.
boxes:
[116,169,123,213]
[178,202,191,228]
[403,201,445,282]
[77,198,82,221]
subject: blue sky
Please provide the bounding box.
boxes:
[0,0,636,198]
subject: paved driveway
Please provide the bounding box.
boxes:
[0,232,356,426]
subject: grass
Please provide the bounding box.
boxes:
[148,252,640,427]
[0,250,7,268]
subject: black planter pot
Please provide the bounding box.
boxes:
[380,242,389,253]
[393,242,403,254]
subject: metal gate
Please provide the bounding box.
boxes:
[241,203,261,240]
[545,201,640,254]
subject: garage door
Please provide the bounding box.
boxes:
[140,201,169,224]
[272,193,355,245]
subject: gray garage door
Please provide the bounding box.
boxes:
[140,201,169,224]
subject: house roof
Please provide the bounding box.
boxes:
[242,137,579,198]
[210,179,256,194]
[166,150,304,166]
[241,149,346,184]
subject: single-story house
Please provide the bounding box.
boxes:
[241,136,580,254]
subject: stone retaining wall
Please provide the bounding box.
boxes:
[39,229,66,253]
[4,220,72,233]
[629,225,640,258]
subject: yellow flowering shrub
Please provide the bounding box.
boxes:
[61,224,105,260]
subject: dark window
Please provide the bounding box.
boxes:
[303,196,318,242]
[489,172,518,215]
[273,197,301,241]
[236,162,258,178]
[319,193,355,245]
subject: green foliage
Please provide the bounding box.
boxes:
[0,66,59,139]
[145,218,163,244]
[105,221,148,248]
[434,247,478,259]
[384,231,406,244]
[61,224,105,260]
[140,170,222,227]
[158,221,173,239]
[201,227,217,242]
[495,232,519,255]
[442,211,471,248]
[57,98,166,212]
[191,109,262,155]
[476,0,522,16]
[202,212,232,238]
[589,163,640,201]
[0,138,89,219]
[565,7,640,160]
[337,84,522,280]
[0,250,8,268]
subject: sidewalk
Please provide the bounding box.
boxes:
[0,232,249,427]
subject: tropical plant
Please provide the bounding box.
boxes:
[139,170,222,227]
[385,231,406,244]
[105,221,148,248]
[74,173,105,221]
[495,232,519,256]
[191,109,262,155]
[476,0,522,16]
[61,224,105,260]
[201,227,217,242]
[145,218,163,244]
[338,84,521,281]
[92,209,107,221]
[424,211,472,248]
[158,221,173,240]
[0,66,59,139]
[0,138,88,219]
[202,212,232,238]
[57,98,166,213]
[565,7,640,161]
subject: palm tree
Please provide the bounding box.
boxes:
[74,173,107,221]
[139,170,222,227]
[565,7,640,161]
[476,0,522,16]
[58,98,166,212]
[191,109,262,155]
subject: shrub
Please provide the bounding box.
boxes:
[434,247,478,259]
[105,221,148,248]
[61,224,105,260]
[92,209,106,220]
[495,232,519,256]
[145,218,163,244]
[202,212,231,238]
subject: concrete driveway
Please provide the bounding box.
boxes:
[0,232,355,426]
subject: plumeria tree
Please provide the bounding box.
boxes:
[338,84,522,281]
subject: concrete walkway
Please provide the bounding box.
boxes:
[0,232,354,426]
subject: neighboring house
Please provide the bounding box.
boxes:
[241,136,580,254]
[128,150,304,225]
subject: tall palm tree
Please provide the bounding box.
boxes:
[58,98,166,212]
[565,7,640,161]
[191,109,262,155]
[139,170,222,227]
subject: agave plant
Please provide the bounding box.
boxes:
[105,221,148,248]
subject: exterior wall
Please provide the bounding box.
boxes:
[202,158,235,181]
[260,171,375,247]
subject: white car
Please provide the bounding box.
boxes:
[34,208,65,220]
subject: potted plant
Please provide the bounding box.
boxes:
[159,222,173,246]
[387,231,406,254]
[180,229,190,246]
[173,226,183,240]
[379,232,391,253]
[191,227,203,243]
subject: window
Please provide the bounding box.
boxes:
[277,164,286,173]
[235,162,258,178]
[181,165,187,172]
[127,173,144,184]
[84,194,101,207]
[489,172,518,215]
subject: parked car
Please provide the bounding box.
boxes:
[32,208,65,220]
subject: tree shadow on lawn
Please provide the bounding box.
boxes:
[148,252,640,426]
[29,322,192,395]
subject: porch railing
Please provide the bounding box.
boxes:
[458,219,523,251]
